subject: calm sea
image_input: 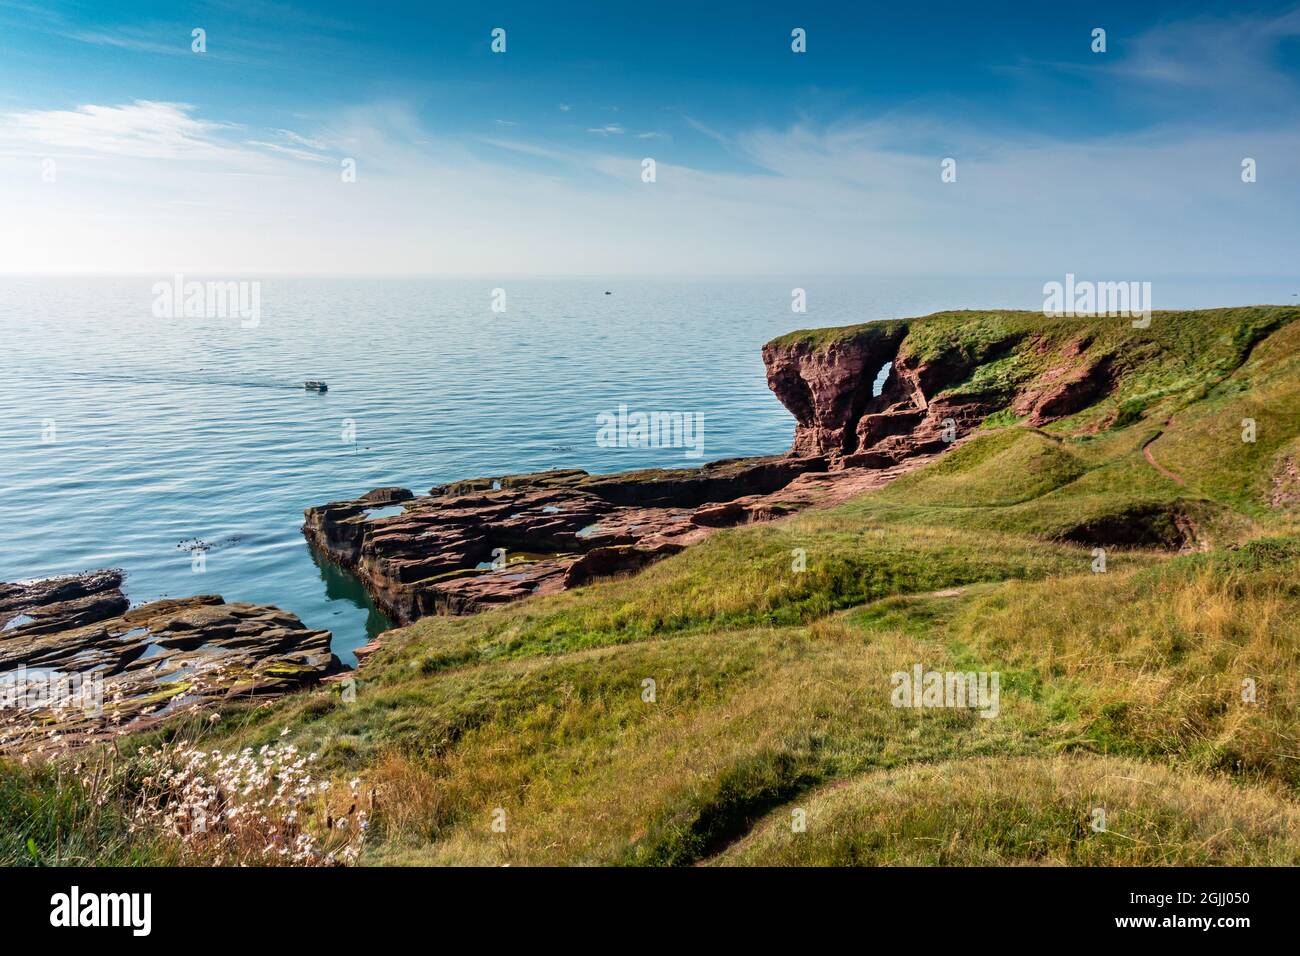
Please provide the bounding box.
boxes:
[2,276,1294,663]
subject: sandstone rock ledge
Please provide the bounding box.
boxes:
[300,447,958,635]
[303,456,841,626]
[305,313,1128,640]
[0,569,340,755]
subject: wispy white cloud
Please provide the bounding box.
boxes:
[243,139,330,161]
[239,126,337,162]
[682,115,728,145]
[62,29,190,56]
[1115,7,1300,91]
[2,80,1297,277]
[1028,4,1300,115]
[586,124,624,135]
[475,136,569,161]
[0,100,255,162]
[272,128,328,151]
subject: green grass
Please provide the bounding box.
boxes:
[712,756,1300,866]
[874,429,1087,507]
[0,758,179,866]
[5,306,1300,866]
[765,317,907,351]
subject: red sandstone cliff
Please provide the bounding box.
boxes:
[762,316,1116,467]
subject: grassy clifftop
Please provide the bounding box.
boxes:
[770,306,1294,413]
[7,307,1300,866]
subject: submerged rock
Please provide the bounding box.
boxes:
[0,570,340,755]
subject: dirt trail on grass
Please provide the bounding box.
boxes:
[1141,423,1185,486]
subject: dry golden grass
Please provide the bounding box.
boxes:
[360,622,1036,865]
[8,308,1300,867]
[713,755,1300,866]
[950,558,1300,787]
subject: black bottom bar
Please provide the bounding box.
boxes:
[0,866,1279,943]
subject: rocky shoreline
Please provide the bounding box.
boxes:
[0,569,340,755]
[301,456,827,625]
[302,315,1117,643]
[300,317,1084,643]
[3,311,1120,754]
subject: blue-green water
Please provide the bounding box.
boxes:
[3,276,1295,664]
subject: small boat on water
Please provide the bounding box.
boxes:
[304,380,328,392]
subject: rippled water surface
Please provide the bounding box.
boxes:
[2,276,1292,663]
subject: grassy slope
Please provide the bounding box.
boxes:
[5,307,1300,866]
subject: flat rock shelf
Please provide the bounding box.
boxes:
[0,569,341,755]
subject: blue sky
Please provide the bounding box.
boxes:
[2,0,1299,274]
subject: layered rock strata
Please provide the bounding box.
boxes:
[303,456,828,625]
[762,319,1115,465]
[0,569,340,754]
[307,314,1122,634]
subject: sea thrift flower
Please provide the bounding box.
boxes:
[129,741,367,866]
